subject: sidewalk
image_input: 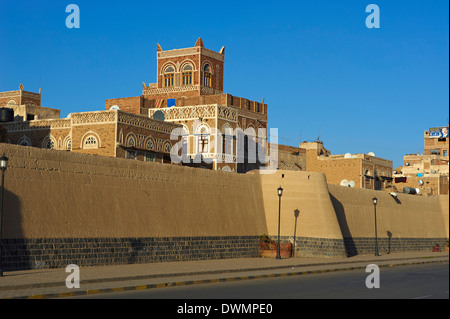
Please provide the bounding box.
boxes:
[0,251,448,299]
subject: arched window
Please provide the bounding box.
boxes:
[42,136,55,150]
[146,137,155,150]
[203,64,212,87]
[164,65,175,87]
[182,64,193,86]
[18,136,32,147]
[163,141,171,153]
[81,132,100,150]
[84,136,98,148]
[126,134,136,147]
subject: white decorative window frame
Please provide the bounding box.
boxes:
[81,131,101,149]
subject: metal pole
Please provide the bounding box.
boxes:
[374,203,379,256]
[276,194,281,260]
[0,169,5,277]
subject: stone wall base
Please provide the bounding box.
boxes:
[0,236,260,271]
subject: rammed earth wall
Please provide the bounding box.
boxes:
[0,144,448,270]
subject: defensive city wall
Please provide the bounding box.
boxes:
[0,143,448,271]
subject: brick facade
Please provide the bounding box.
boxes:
[0,110,181,163]
[104,38,268,173]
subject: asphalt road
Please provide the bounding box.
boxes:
[72,263,449,300]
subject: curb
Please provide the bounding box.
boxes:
[3,257,448,299]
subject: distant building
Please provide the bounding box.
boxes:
[0,84,59,121]
[394,126,449,195]
[299,141,393,190]
[268,143,305,171]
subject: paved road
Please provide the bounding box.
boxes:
[72,262,449,299]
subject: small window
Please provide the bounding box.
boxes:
[18,136,32,147]
[146,138,155,150]
[182,64,193,85]
[164,65,175,87]
[126,135,136,147]
[145,153,156,162]
[126,150,138,160]
[198,135,209,153]
[164,142,171,153]
[44,139,55,150]
[182,71,192,86]
[444,150,448,157]
[84,135,98,149]
[203,64,212,87]
[430,149,440,155]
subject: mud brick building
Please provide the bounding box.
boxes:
[1,38,270,169]
[0,86,181,164]
[394,126,449,195]
[299,141,393,190]
[0,84,59,121]
[105,38,269,173]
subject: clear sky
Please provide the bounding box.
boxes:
[1,0,448,168]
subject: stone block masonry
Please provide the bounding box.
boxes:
[0,236,260,271]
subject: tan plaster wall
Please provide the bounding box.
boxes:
[328,184,449,240]
[1,143,447,246]
[256,170,345,240]
[1,143,267,239]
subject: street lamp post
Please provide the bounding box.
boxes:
[373,197,380,256]
[276,186,283,260]
[0,154,8,277]
[293,209,300,258]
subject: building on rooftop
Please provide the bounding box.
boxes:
[393,126,449,195]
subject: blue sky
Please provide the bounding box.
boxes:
[1,0,448,168]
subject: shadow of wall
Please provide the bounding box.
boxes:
[329,193,357,257]
[328,184,448,256]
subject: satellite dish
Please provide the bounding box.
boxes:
[405,162,410,166]
[340,179,349,187]
[348,181,355,188]
[418,180,424,186]
[344,153,352,159]
[153,110,165,121]
[415,188,420,194]
[109,105,120,110]
[368,152,375,157]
